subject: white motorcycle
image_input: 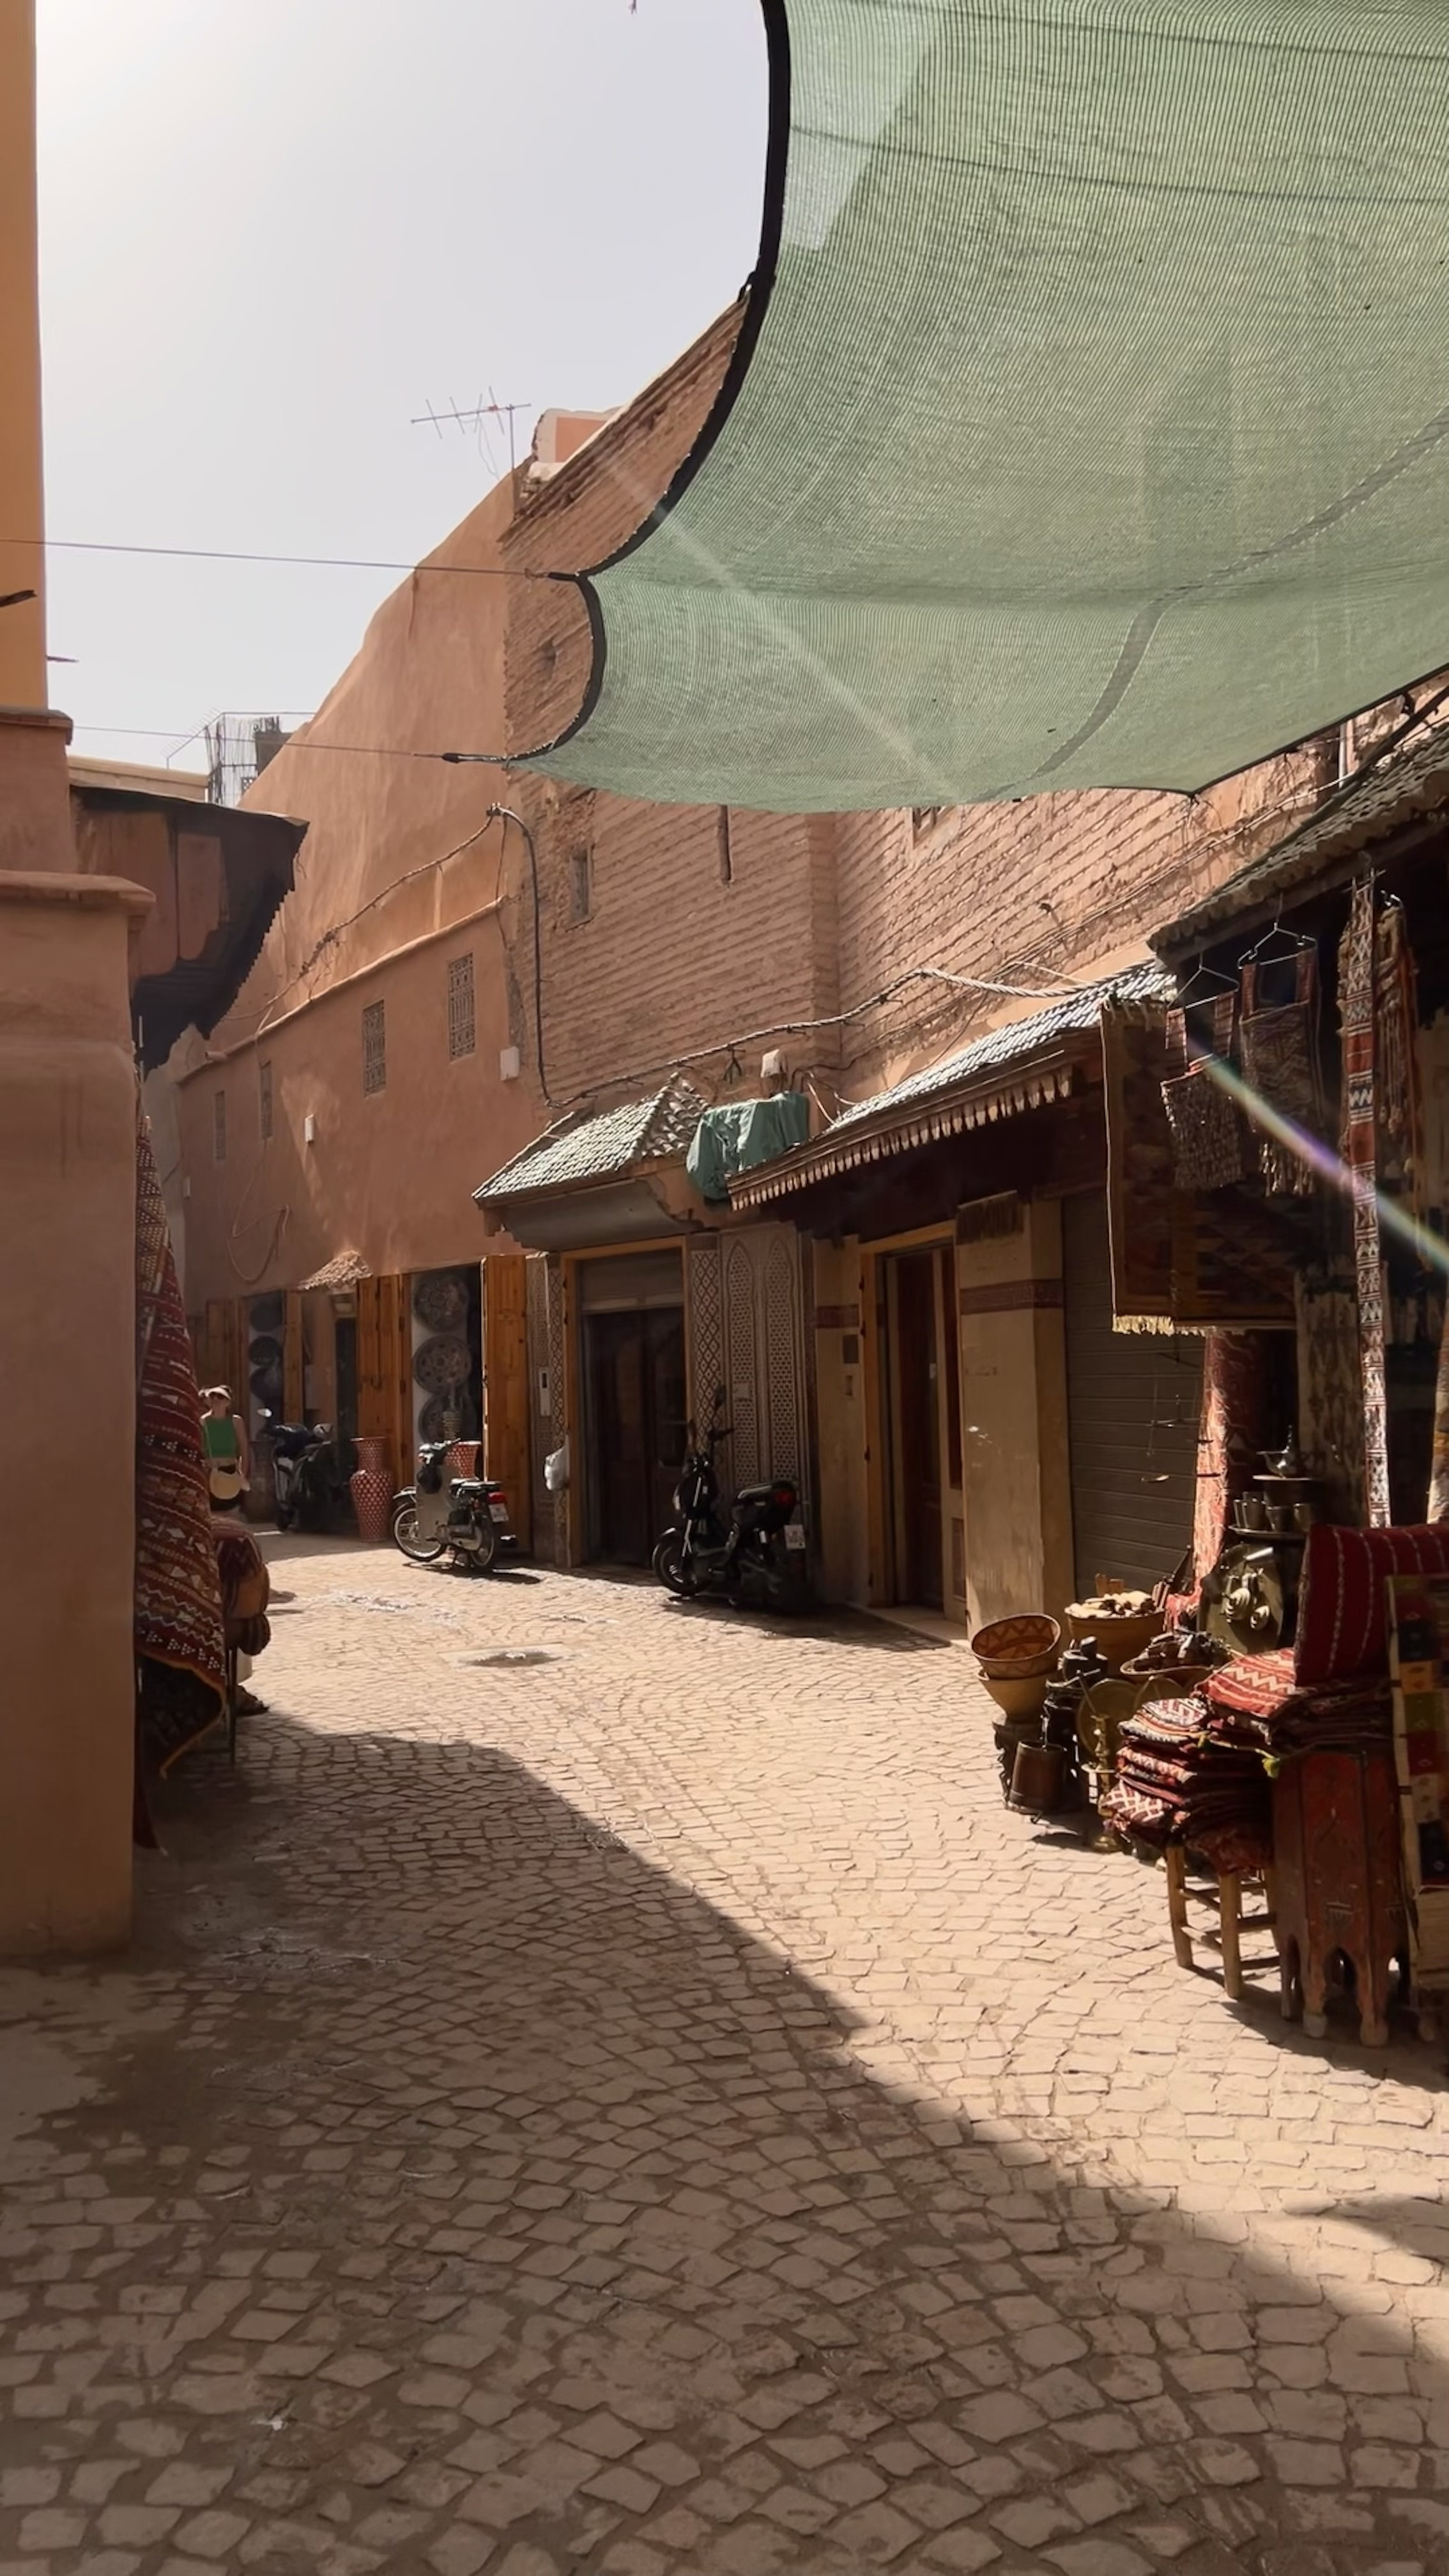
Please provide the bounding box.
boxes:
[391,1441,516,1572]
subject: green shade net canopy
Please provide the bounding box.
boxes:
[527,0,1449,815]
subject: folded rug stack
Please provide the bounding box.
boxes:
[1103,1696,1271,1873]
[1204,1648,1392,1759]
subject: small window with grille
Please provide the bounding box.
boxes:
[717,808,733,884]
[259,1059,273,1141]
[447,952,475,1059]
[362,999,387,1094]
[213,1089,226,1162]
[912,805,945,839]
[570,848,592,923]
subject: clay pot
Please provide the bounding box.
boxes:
[980,1670,1050,1724]
[349,1436,394,1543]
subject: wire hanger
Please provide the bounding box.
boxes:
[1238,906,1315,968]
[1175,951,1238,1004]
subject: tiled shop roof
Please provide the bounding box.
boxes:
[828,963,1174,1135]
[730,964,1171,1211]
[475,1077,706,1205]
[1156,717,1449,953]
[298,1250,371,1291]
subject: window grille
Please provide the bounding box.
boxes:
[362,999,387,1094]
[571,848,592,922]
[447,952,475,1059]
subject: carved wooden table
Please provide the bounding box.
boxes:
[1273,1749,1406,2046]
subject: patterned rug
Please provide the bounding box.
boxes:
[1162,993,1244,1192]
[1102,1696,1272,1867]
[1192,1331,1269,1584]
[135,1105,227,1779]
[1239,946,1324,1197]
[1339,881,1391,1526]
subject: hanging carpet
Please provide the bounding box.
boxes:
[525,1,1449,815]
[135,1107,227,1781]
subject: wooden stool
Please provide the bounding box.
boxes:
[1164,1846,1278,2002]
[1272,1749,1405,2047]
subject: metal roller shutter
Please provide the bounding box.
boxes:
[1063,1192,1202,1597]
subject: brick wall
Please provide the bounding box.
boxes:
[498,303,841,1114]
[827,749,1330,1106]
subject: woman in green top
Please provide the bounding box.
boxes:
[201,1386,249,1512]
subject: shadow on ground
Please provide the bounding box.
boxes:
[1,1678,1446,2576]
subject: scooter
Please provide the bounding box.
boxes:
[291,1426,354,1533]
[392,1441,516,1572]
[652,1388,807,1608]
[258,1414,335,1531]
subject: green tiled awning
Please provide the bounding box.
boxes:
[528,1,1449,815]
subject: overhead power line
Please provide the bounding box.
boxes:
[7,535,553,581]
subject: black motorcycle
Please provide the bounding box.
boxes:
[652,1388,807,1608]
[258,1414,325,1530]
[258,1416,353,1533]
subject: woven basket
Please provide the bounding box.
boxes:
[970,1613,1061,1681]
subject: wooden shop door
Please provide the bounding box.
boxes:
[484,1253,532,1545]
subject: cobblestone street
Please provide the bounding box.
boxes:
[3,1538,1449,2576]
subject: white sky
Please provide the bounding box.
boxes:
[36,0,767,767]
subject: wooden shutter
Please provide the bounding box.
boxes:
[356,1274,410,1486]
[1063,1192,1202,1595]
[202,1298,243,1396]
[356,1277,387,1439]
[484,1254,532,1545]
[283,1291,305,1422]
[390,1276,413,1487]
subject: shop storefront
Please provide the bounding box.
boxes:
[730,965,1188,1630]
[475,1078,811,1570]
[972,717,1449,2051]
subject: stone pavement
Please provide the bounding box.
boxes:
[3,1539,1449,2576]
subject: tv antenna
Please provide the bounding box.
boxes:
[411,391,535,477]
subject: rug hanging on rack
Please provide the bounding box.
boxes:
[1239,947,1324,1197]
[1297,1271,1367,1526]
[135,1103,227,1778]
[1192,1330,1270,1584]
[1161,993,1245,1192]
[1374,898,1425,1208]
[1339,883,1391,1527]
[1430,1296,1449,1522]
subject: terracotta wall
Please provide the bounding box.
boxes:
[172,468,539,1305]
[0,0,46,709]
[0,875,142,1952]
[178,909,526,1292]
